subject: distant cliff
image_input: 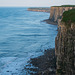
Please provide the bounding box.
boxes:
[49,6,75,23]
[55,9,75,75]
[28,7,50,13]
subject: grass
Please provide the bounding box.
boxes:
[53,5,75,7]
[62,9,75,25]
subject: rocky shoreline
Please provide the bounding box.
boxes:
[43,19,57,25]
[26,6,75,75]
[25,49,56,75]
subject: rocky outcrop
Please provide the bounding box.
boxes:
[55,21,75,75]
[25,49,56,75]
[49,7,75,23]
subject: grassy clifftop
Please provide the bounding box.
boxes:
[53,5,75,7]
[62,9,75,25]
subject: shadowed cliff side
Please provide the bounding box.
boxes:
[55,9,75,75]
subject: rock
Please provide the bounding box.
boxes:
[24,49,56,75]
[7,71,9,72]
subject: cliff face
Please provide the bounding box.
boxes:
[50,7,75,23]
[55,21,75,75]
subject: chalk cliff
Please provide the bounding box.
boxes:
[55,9,75,75]
[49,7,75,23]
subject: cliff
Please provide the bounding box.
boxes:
[55,9,75,75]
[28,7,50,13]
[49,6,75,23]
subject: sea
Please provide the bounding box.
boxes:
[0,7,57,75]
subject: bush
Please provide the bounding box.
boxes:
[62,9,75,26]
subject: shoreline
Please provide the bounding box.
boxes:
[27,8,58,25]
[24,8,57,75]
[25,49,56,75]
[42,19,58,25]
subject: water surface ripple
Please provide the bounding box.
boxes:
[0,7,57,75]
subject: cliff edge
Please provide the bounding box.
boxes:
[49,6,75,24]
[55,9,75,75]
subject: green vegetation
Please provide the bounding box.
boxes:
[53,5,75,7]
[61,5,75,7]
[62,9,75,25]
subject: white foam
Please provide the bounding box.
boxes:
[0,57,30,75]
[0,51,43,75]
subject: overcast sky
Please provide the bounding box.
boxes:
[0,0,75,7]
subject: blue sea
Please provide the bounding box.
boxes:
[0,7,57,75]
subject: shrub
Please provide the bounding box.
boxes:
[62,9,75,26]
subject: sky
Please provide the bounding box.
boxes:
[0,0,75,7]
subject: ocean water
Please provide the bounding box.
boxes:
[0,7,57,75]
